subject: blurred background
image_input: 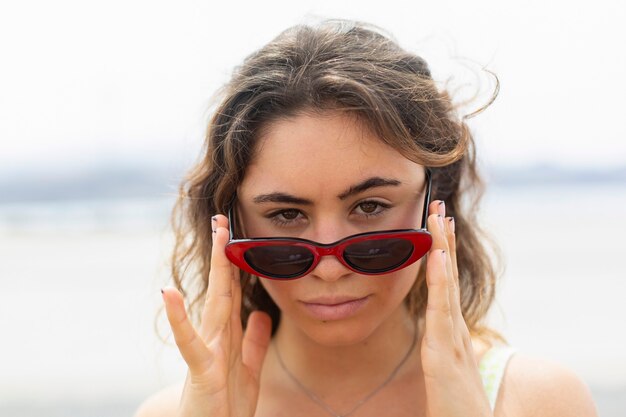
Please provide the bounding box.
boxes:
[1,0,624,416]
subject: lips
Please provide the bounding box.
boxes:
[299,295,370,321]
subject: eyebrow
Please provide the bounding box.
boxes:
[253,193,314,205]
[337,177,401,200]
[252,176,402,205]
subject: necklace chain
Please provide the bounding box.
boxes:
[274,327,418,417]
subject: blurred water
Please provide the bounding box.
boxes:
[0,184,624,416]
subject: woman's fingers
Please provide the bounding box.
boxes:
[426,201,453,351]
[428,202,455,289]
[200,214,236,340]
[446,216,459,283]
[424,245,453,354]
[425,201,466,352]
[431,201,461,323]
[229,265,244,364]
[242,311,273,381]
[162,287,210,375]
[443,213,472,349]
[423,202,493,417]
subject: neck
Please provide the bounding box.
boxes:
[271,304,422,395]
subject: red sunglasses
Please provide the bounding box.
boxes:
[225,169,433,280]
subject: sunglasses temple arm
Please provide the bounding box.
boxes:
[421,168,432,230]
[228,205,235,238]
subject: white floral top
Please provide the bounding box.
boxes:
[478,345,517,411]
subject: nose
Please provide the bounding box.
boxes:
[307,224,353,282]
[310,254,352,282]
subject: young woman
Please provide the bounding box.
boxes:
[135,20,598,417]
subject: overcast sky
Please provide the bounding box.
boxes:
[1,0,625,176]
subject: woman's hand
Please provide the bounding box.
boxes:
[161,215,272,417]
[422,201,493,417]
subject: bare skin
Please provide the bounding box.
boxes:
[137,112,598,417]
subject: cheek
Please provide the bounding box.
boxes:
[382,259,422,302]
[258,278,293,310]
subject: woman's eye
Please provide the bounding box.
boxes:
[280,209,300,220]
[359,202,378,214]
[354,201,390,217]
[268,208,305,226]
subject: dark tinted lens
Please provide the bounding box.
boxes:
[244,245,314,279]
[344,238,414,272]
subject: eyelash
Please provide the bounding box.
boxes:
[353,200,392,218]
[268,209,305,227]
[267,200,392,227]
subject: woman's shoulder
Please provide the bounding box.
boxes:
[496,351,598,417]
[133,382,184,417]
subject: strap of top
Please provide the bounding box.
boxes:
[478,345,517,411]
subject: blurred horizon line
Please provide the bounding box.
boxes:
[0,162,625,204]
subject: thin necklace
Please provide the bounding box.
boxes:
[274,327,418,417]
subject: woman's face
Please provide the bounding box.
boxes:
[237,111,428,346]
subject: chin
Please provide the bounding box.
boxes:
[292,297,410,347]
[298,317,381,347]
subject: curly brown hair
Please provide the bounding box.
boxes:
[168,20,504,343]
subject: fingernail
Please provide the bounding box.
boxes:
[437,214,444,230]
[211,216,217,233]
[441,250,447,263]
[448,217,455,233]
[160,288,164,295]
[437,201,445,216]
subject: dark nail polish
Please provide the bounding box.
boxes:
[448,217,455,233]
[211,216,217,233]
[437,200,445,216]
[437,214,444,230]
[160,288,164,294]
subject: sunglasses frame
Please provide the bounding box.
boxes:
[225,169,432,280]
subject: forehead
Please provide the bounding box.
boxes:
[239,111,423,199]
